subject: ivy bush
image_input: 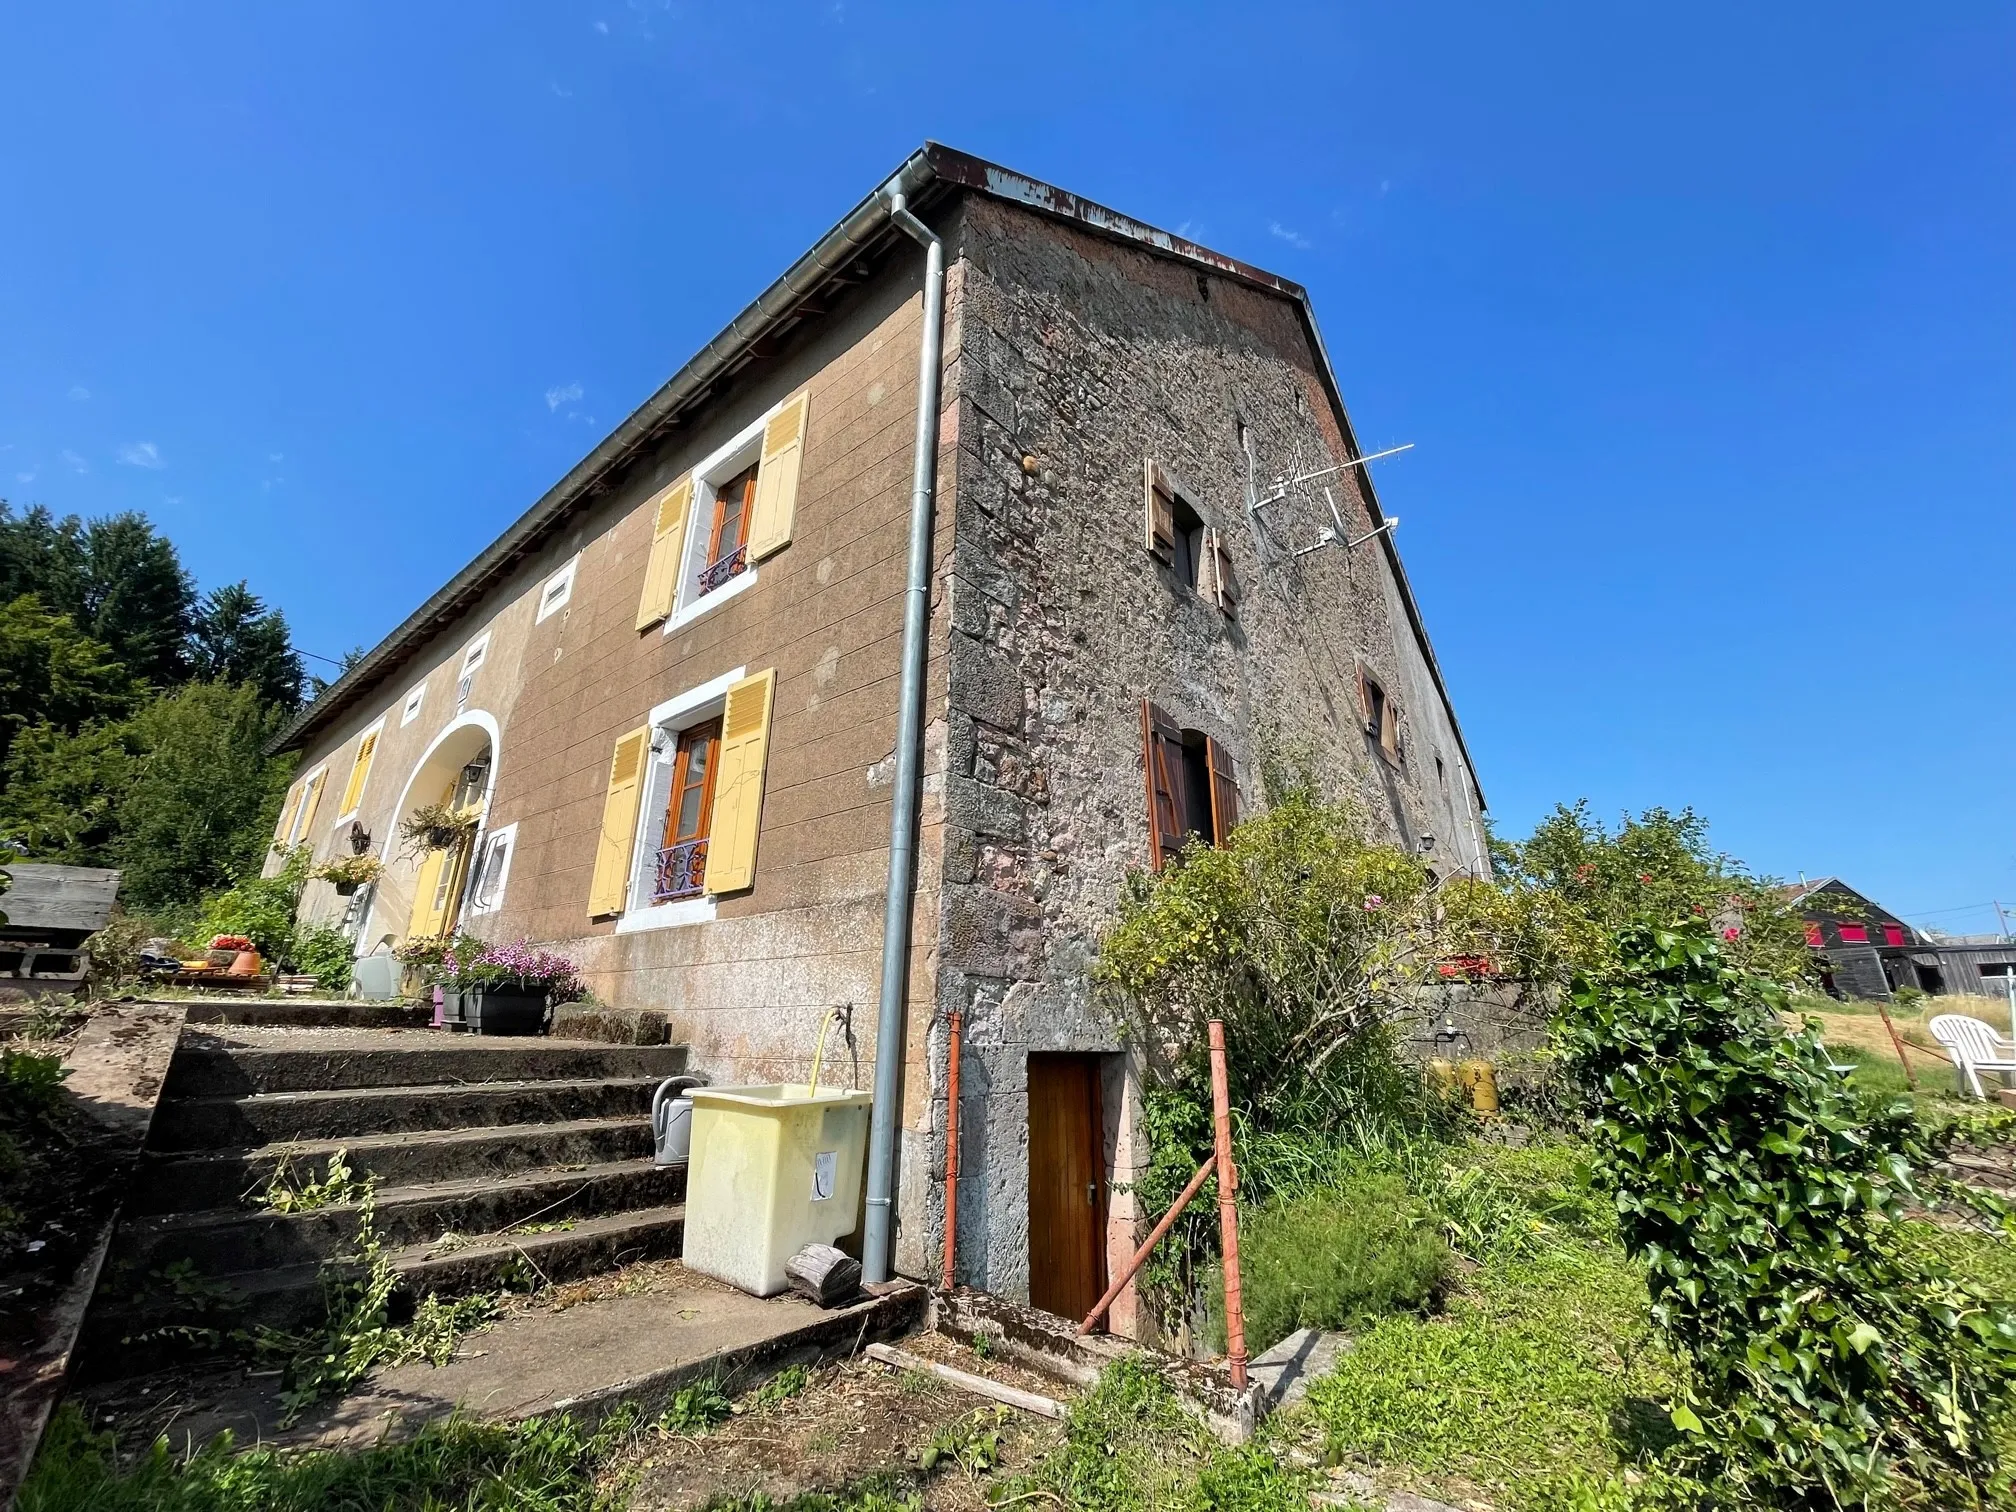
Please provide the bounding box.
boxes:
[1558,918,2016,1507]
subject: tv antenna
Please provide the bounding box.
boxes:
[1247,441,1413,557]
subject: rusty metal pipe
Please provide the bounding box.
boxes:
[1208,1019,1247,1389]
[1077,1153,1215,1337]
[1873,1000,1918,1090]
[940,1009,963,1291]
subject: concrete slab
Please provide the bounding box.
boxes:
[1248,1326,1349,1407]
[1,1004,184,1505]
[89,1270,926,1452]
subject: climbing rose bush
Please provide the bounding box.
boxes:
[1559,918,2016,1507]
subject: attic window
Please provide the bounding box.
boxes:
[536,555,579,623]
[1882,923,1906,947]
[1837,922,1869,945]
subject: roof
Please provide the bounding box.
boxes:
[272,144,1483,805]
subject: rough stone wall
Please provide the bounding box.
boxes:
[922,195,1489,1316]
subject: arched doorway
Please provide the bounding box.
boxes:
[381,714,498,946]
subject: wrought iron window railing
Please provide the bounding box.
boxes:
[652,837,708,903]
[697,543,749,596]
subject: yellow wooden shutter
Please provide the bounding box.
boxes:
[704,669,776,895]
[294,769,326,844]
[588,726,650,917]
[339,730,378,815]
[275,780,304,844]
[635,476,694,630]
[747,394,809,562]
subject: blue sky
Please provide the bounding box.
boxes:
[3,3,2011,934]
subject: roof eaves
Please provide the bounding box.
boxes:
[271,146,947,753]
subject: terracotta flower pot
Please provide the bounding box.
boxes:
[230,950,262,976]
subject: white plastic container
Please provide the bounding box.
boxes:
[682,1083,873,1297]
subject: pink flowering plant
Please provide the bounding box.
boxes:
[447,937,584,1002]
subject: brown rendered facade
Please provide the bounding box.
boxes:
[272,147,1488,1324]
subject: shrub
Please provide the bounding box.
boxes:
[1558,918,2016,1506]
[187,845,310,962]
[1209,1172,1448,1355]
[290,924,353,992]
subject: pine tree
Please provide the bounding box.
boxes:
[189,582,305,711]
[0,595,144,773]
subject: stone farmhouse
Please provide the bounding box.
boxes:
[268,144,1488,1333]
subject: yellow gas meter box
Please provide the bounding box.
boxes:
[682,1084,874,1297]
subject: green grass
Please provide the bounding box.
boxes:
[1305,1241,1688,1509]
[993,1355,1311,1512]
[1209,1172,1448,1355]
[18,1403,632,1511]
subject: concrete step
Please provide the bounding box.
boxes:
[112,1159,688,1274]
[128,1116,660,1215]
[78,1204,689,1381]
[181,1000,435,1029]
[151,1075,666,1152]
[163,1041,689,1098]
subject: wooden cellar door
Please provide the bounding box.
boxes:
[1027,1054,1108,1322]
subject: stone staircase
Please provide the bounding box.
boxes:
[78,1029,691,1380]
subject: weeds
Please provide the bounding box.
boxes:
[257,1149,370,1214]
[700,1478,920,1512]
[255,1195,495,1424]
[19,1401,629,1511]
[752,1363,813,1410]
[996,1356,1309,1512]
[656,1377,732,1434]
[914,1406,1006,1481]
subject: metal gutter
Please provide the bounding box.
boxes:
[861,189,946,1285]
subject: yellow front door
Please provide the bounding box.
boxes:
[405,769,484,940]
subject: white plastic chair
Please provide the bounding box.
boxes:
[1928,1014,2016,1100]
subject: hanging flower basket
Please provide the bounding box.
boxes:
[399,804,480,859]
[313,854,383,895]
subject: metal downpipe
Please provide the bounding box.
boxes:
[862,189,945,1284]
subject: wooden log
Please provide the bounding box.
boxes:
[784,1243,862,1307]
[863,1342,1066,1419]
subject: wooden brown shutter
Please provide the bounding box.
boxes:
[1205,737,1240,847]
[1206,529,1238,616]
[1141,699,1185,869]
[1143,460,1174,562]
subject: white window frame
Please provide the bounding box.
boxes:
[281,763,328,846]
[456,632,491,712]
[333,716,387,825]
[664,412,770,635]
[465,822,517,916]
[613,664,747,936]
[400,680,427,727]
[535,554,579,624]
